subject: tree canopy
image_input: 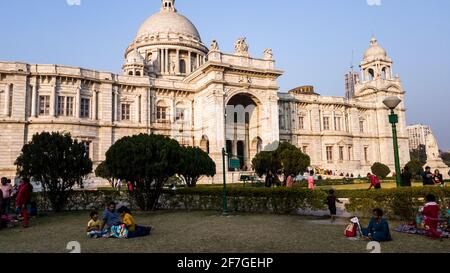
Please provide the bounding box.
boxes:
[371,162,391,179]
[15,132,92,212]
[105,134,181,210]
[252,141,310,181]
[177,146,216,188]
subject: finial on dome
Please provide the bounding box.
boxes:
[161,0,176,12]
[370,36,378,46]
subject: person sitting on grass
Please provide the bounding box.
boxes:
[420,194,442,239]
[86,210,106,238]
[117,206,152,239]
[100,202,121,232]
[362,208,392,242]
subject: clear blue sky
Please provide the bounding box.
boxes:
[1,0,449,150]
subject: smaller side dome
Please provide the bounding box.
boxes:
[364,37,388,61]
[126,49,145,64]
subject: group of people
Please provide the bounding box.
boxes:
[270,170,317,190]
[1,177,34,229]
[341,194,449,242]
[420,166,446,186]
[86,201,152,239]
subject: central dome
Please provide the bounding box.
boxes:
[136,1,201,42]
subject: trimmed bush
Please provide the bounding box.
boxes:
[371,162,391,179]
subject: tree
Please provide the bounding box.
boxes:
[251,151,281,177]
[177,146,216,187]
[371,162,391,179]
[105,134,181,211]
[410,144,427,164]
[279,148,310,180]
[440,151,450,166]
[95,161,119,189]
[405,160,424,177]
[15,132,92,212]
[252,141,310,182]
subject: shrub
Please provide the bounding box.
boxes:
[342,187,450,220]
[371,162,391,179]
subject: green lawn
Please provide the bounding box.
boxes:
[0,211,448,253]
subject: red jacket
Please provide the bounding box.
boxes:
[422,202,440,221]
[16,182,32,206]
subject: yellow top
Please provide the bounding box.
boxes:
[87,219,100,230]
[122,213,136,232]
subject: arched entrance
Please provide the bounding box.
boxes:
[225,93,260,171]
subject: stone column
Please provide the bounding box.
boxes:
[31,80,38,117]
[4,83,10,116]
[92,91,97,120]
[50,78,57,117]
[135,95,140,123]
[114,91,118,122]
[76,87,81,118]
[176,49,180,74]
[188,51,192,74]
[159,49,163,74]
[164,48,170,74]
[332,110,336,131]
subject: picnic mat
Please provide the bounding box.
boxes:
[394,224,450,238]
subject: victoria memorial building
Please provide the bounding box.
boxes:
[0,0,410,184]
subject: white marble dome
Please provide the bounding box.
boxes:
[364,37,387,61]
[136,6,201,42]
[126,49,144,64]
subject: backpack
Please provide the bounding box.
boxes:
[345,223,358,237]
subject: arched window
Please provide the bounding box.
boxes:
[368,69,375,81]
[135,71,141,76]
[381,67,387,80]
[179,59,186,74]
[175,102,186,122]
[200,136,209,154]
[128,71,133,76]
[156,101,169,123]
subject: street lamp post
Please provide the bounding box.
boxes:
[383,96,402,187]
[222,90,229,215]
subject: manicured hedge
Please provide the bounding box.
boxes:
[164,186,450,219]
[30,185,450,220]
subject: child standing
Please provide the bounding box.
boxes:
[308,170,315,190]
[327,190,342,222]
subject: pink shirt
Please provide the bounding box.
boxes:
[1,184,13,198]
[286,176,294,188]
[308,176,315,190]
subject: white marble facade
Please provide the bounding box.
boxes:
[0,0,410,184]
